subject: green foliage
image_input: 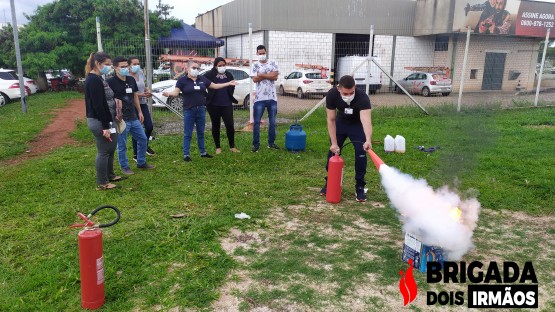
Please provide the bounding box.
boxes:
[1,0,180,77]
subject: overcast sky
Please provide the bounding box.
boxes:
[1,0,555,25]
[0,0,233,25]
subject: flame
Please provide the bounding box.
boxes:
[450,207,462,223]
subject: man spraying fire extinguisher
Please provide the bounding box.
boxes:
[320,75,373,202]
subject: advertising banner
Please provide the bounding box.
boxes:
[453,0,555,38]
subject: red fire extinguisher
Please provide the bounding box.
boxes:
[326,152,344,204]
[70,205,120,310]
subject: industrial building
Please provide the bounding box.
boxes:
[195,0,555,92]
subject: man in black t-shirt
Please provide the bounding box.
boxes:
[107,56,155,174]
[321,75,373,202]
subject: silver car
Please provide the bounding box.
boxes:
[395,72,452,97]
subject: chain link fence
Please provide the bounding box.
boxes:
[102,24,555,129]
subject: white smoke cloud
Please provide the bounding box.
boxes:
[379,165,481,260]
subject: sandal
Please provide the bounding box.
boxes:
[230,148,240,153]
[109,176,126,182]
[96,183,121,190]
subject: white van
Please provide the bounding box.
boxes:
[336,56,382,94]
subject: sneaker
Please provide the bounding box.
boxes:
[122,168,135,175]
[146,147,155,156]
[252,145,260,152]
[267,144,280,150]
[201,153,213,158]
[355,187,367,202]
[184,156,192,162]
[137,163,156,170]
[132,156,137,163]
[320,185,327,196]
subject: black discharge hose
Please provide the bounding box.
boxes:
[87,205,121,228]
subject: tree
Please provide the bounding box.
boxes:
[156,0,174,20]
[1,0,180,77]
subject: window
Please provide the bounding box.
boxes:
[305,73,323,79]
[0,71,17,80]
[228,69,249,80]
[470,69,478,79]
[435,36,449,52]
[407,73,418,80]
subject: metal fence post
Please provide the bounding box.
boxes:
[457,26,471,113]
[249,23,254,124]
[535,28,550,107]
[366,25,374,95]
[10,0,27,113]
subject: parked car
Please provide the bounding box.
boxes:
[395,72,452,96]
[0,68,38,94]
[279,70,332,99]
[153,62,171,81]
[151,66,253,111]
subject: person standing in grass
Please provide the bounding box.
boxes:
[128,56,156,161]
[108,56,155,174]
[251,44,280,152]
[162,61,238,162]
[205,57,240,154]
[84,51,123,190]
[320,75,373,202]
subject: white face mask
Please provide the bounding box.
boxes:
[189,68,199,77]
[258,54,267,62]
[217,66,226,74]
[341,94,355,104]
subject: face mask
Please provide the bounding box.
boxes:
[258,54,267,62]
[341,94,355,104]
[189,69,199,77]
[217,66,226,74]
[99,64,111,75]
[131,65,140,74]
[119,68,129,76]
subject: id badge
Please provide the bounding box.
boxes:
[109,122,116,133]
[344,108,353,115]
[126,87,132,94]
[194,86,201,90]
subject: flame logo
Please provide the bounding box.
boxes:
[399,259,418,306]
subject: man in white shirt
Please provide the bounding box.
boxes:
[251,45,280,152]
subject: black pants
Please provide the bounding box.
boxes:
[133,104,153,156]
[325,121,367,187]
[207,105,235,148]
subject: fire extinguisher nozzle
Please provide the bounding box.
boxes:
[368,149,385,171]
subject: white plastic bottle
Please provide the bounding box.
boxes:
[394,135,406,153]
[384,135,395,152]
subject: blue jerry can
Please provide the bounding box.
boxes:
[285,123,307,151]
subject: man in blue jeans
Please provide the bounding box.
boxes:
[251,45,280,152]
[108,56,155,174]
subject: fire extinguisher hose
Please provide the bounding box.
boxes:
[88,205,121,228]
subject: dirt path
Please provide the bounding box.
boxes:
[4,99,85,166]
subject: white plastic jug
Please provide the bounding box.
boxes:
[384,135,395,152]
[394,135,406,153]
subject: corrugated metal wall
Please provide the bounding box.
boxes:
[210,0,417,36]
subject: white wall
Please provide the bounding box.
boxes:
[268,31,333,78]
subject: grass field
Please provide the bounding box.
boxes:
[0,93,553,311]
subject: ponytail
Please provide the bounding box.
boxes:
[85,51,111,75]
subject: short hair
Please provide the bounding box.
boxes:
[113,56,128,67]
[128,56,140,64]
[256,45,266,52]
[338,75,356,89]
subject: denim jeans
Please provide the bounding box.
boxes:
[325,121,367,187]
[117,118,148,169]
[132,104,153,157]
[183,106,207,156]
[253,100,277,148]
